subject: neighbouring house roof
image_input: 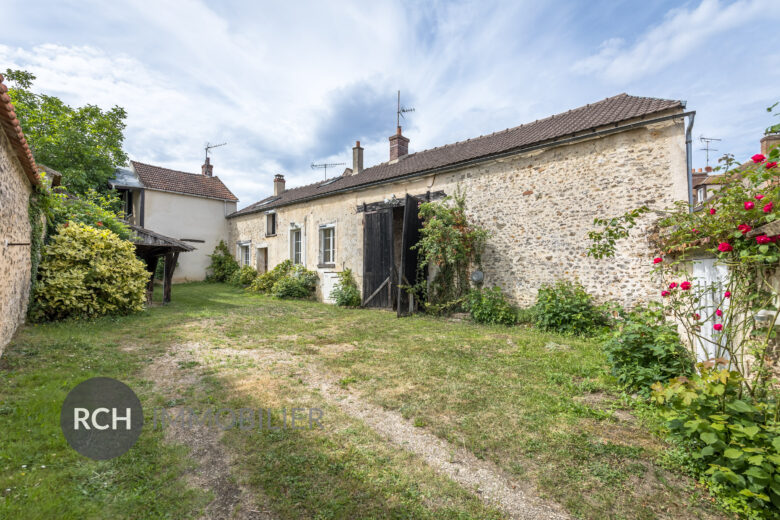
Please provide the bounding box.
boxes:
[130,160,238,202]
[694,175,727,188]
[0,74,40,186]
[230,93,684,218]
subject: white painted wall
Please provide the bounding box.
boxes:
[143,190,236,281]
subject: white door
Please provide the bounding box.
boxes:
[692,258,730,362]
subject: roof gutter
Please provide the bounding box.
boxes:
[229,109,694,218]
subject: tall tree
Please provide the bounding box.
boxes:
[4,69,128,194]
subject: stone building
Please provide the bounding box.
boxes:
[0,73,42,353]
[110,160,238,281]
[228,94,692,308]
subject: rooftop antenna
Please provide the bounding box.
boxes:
[205,141,227,162]
[397,90,415,128]
[311,161,345,180]
[699,136,721,167]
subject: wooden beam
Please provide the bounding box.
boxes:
[361,276,390,307]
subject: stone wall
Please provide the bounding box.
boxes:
[0,126,34,353]
[229,119,687,308]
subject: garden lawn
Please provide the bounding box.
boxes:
[1,283,723,519]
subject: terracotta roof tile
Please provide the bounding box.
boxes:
[231,93,683,217]
[131,161,238,202]
[0,74,40,186]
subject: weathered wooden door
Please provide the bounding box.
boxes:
[397,195,422,316]
[362,210,394,307]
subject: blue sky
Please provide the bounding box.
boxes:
[3,0,779,208]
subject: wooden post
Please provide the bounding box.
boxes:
[146,256,159,305]
[162,251,178,304]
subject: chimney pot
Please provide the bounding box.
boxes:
[761,133,780,157]
[705,166,713,172]
[351,140,364,175]
[273,174,285,196]
[389,126,409,162]
[202,157,213,176]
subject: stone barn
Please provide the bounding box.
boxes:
[228,94,692,309]
[0,73,42,353]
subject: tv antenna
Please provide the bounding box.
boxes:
[397,90,415,128]
[699,136,721,167]
[311,161,345,180]
[205,141,227,161]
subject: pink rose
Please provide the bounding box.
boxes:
[764,202,774,213]
[752,154,766,163]
[661,290,670,297]
[709,208,717,215]
[756,194,765,200]
[692,228,699,234]
[669,282,678,289]
[766,162,778,170]
[724,291,731,298]
[717,242,733,252]
[714,323,723,331]
[716,309,723,317]
[757,235,771,244]
[653,257,663,264]
[745,201,755,210]
[738,224,752,234]
[681,281,692,290]
[693,313,701,320]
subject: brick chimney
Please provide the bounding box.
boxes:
[389,126,409,162]
[761,133,780,157]
[273,174,285,196]
[352,141,363,175]
[202,157,213,176]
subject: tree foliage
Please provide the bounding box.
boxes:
[4,69,128,194]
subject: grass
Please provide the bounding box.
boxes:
[0,283,723,519]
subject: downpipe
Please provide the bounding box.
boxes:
[685,111,696,212]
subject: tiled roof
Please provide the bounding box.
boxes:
[230,93,683,218]
[131,161,238,201]
[0,74,40,186]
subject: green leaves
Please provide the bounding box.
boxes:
[586,206,650,259]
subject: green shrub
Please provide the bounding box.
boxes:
[330,269,361,307]
[516,306,535,325]
[467,287,516,325]
[271,264,318,299]
[230,265,257,287]
[652,368,780,517]
[603,303,693,394]
[32,222,148,321]
[532,280,608,335]
[249,260,293,294]
[206,240,239,282]
[49,189,131,240]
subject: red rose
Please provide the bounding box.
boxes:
[709,208,717,215]
[669,282,678,289]
[653,257,663,264]
[744,201,755,210]
[738,224,752,234]
[96,221,103,226]
[681,281,692,290]
[714,323,723,331]
[766,162,778,170]
[717,242,733,252]
[716,309,723,317]
[752,154,766,163]
[764,202,774,213]
[757,235,771,244]
[661,290,670,297]
[724,291,731,298]
[693,313,701,320]
[63,222,69,228]
[756,194,765,200]
[691,228,698,233]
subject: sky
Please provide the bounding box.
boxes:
[3,0,779,208]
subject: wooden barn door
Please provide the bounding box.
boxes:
[362,210,394,307]
[397,195,423,316]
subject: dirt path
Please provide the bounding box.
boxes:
[144,350,275,520]
[165,342,570,520]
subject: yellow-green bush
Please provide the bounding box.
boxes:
[32,222,149,321]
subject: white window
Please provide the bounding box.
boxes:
[290,228,302,265]
[239,244,251,266]
[319,226,335,265]
[697,187,707,203]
